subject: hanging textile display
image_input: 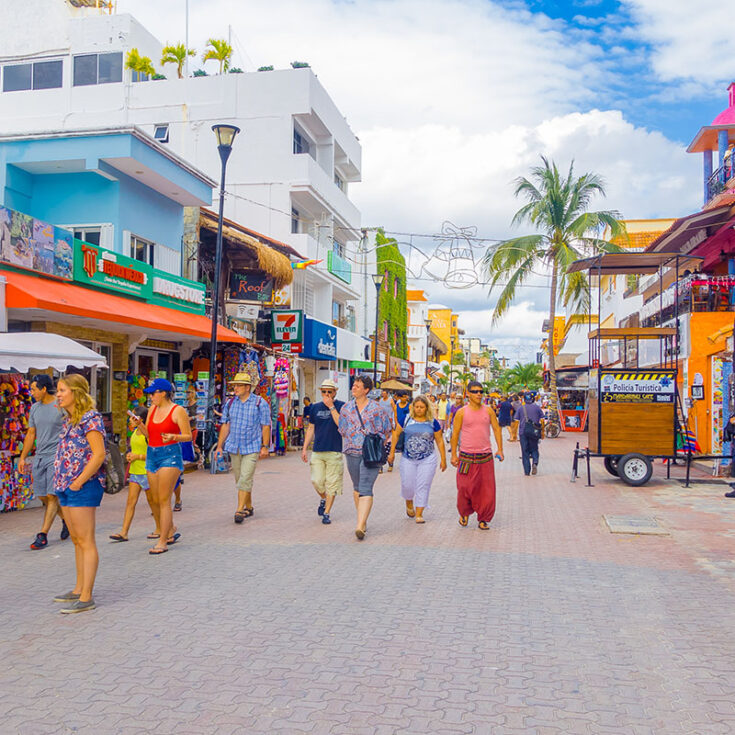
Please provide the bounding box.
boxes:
[272,357,290,455]
[0,374,34,512]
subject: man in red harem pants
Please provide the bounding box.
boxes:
[451,380,504,530]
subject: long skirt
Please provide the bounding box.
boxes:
[399,452,438,508]
[456,453,496,523]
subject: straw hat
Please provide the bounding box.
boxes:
[230,372,253,385]
[320,378,338,390]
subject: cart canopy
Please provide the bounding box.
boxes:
[567,252,702,275]
[0,333,107,372]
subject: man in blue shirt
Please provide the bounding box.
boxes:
[301,379,344,525]
[215,372,271,523]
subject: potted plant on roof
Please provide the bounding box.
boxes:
[202,39,233,74]
[125,48,156,82]
[161,43,196,79]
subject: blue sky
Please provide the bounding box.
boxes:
[121,0,732,361]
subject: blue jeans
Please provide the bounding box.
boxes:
[519,434,539,475]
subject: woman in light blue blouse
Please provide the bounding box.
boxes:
[388,395,446,523]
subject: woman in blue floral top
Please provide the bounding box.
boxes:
[52,374,106,615]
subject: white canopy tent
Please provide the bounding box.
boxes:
[0,333,107,372]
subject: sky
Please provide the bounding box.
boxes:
[118,0,733,363]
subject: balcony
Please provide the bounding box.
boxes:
[707,161,735,205]
[327,250,352,284]
[640,274,735,327]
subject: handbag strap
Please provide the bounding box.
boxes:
[355,402,367,434]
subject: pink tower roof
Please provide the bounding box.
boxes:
[712,83,735,125]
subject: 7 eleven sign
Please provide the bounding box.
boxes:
[270,310,303,343]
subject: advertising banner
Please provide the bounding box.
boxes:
[73,239,152,298]
[600,371,675,404]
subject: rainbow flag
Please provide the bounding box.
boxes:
[291,259,322,270]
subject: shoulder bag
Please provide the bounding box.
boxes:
[521,405,542,441]
[356,403,387,468]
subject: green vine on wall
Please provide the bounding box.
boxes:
[375,229,408,360]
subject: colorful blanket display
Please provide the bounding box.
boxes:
[0,374,34,512]
[273,357,290,455]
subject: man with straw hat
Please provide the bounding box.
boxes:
[215,372,271,523]
[301,378,345,524]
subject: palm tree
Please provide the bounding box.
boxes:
[161,43,196,79]
[482,156,626,416]
[203,39,233,74]
[125,48,156,79]
[504,362,543,392]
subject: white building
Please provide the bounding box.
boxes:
[0,0,368,372]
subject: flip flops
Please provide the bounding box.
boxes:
[149,547,168,555]
[109,534,128,542]
[458,516,469,527]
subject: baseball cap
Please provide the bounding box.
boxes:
[143,378,174,394]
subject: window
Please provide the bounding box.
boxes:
[73,52,122,87]
[332,300,344,327]
[70,342,112,413]
[293,128,310,155]
[131,70,150,83]
[334,172,344,190]
[153,124,170,144]
[393,277,399,298]
[132,235,155,266]
[291,208,300,234]
[73,227,101,246]
[383,270,389,291]
[3,60,62,92]
[333,240,345,257]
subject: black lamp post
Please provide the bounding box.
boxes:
[450,335,456,393]
[206,123,240,451]
[424,318,432,387]
[371,272,386,385]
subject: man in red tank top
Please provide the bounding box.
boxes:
[450,381,504,530]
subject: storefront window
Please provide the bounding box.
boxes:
[67,341,112,412]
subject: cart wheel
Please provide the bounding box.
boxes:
[546,422,561,438]
[603,456,620,477]
[617,453,653,487]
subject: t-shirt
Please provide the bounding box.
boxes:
[519,403,544,425]
[497,400,513,425]
[29,399,65,460]
[310,400,345,453]
[401,416,441,460]
[129,429,148,475]
[437,400,448,420]
[511,401,522,419]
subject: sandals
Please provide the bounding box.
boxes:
[109,534,128,542]
[355,528,366,540]
[147,533,160,539]
[458,516,469,527]
[173,502,182,512]
[478,521,490,531]
[242,507,254,518]
[405,501,415,518]
[167,532,181,545]
[149,547,168,555]
[415,517,426,524]
[234,511,245,524]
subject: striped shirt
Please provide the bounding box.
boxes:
[222,393,271,455]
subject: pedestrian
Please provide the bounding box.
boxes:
[726,416,735,498]
[303,396,312,425]
[378,388,397,471]
[518,392,544,476]
[51,375,106,614]
[394,392,410,455]
[388,395,447,523]
[301,379,345,524]
[436,392,448,431]
[19,374,68,550]
[338,374,392,540]
[451,380,504,530]
[497,395,513,440]
[109,407,158,542]
[130,378,191,555]
[215,372,271,524]
[509,393,522,442]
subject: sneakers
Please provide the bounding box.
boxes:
[725,489,735,498]
[53,590,80,603]
[531,464,538,475]
[322,513,331,524]
[30,532,48,550]
[318,498,326,516]
[59,599,96,614]
[60,520,70,540]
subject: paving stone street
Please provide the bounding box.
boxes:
[3,433,735,734]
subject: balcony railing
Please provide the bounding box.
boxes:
[707,161,735,201]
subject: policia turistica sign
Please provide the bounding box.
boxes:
[600,372,676,404]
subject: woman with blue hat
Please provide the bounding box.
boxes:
[130,378,192,555]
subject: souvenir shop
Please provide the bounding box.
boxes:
[0,333,107,513]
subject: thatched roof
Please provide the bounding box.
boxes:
[68,0,112,7]
[199,210,295,288]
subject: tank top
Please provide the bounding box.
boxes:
[459,406,492,453]
[129,429,148,474]
[148,405,179,448]
[395,401,410,428]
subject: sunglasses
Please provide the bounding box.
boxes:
[320,389,335,394]
[468,389,483,394]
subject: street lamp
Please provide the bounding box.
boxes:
[450,335,456,393]
[371,272,386,385]
[424,318,432,387]
[206,123,240,451]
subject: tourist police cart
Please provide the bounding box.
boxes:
[568,252,702,486]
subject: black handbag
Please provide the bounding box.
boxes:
[521,405,542,441]
[356,404,387,468]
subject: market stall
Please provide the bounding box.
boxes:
[0,333,106,512]
[556,367,589,432]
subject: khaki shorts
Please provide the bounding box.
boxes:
[310,451,344,496]
[230,452,258,493]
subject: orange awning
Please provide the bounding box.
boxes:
[3,270,247,344]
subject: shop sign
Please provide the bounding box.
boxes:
[388,356,402,377]
[150,271,206,314]
[271,310,303,343]
[0,206,73,280]
[691,385,705,400]
[552,317,565,355]
[302,317,337,361]
[73,239,151,298]
[270,284,291,308]
[600,371,675,403]
[141,338,178,351]
[229,270,274,302]
[235,303,261,321]
[274,342,303,354]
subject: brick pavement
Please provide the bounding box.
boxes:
[2,433,735,734]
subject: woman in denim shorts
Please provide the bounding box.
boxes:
[52,375,107,614]
[129,378,191,555]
